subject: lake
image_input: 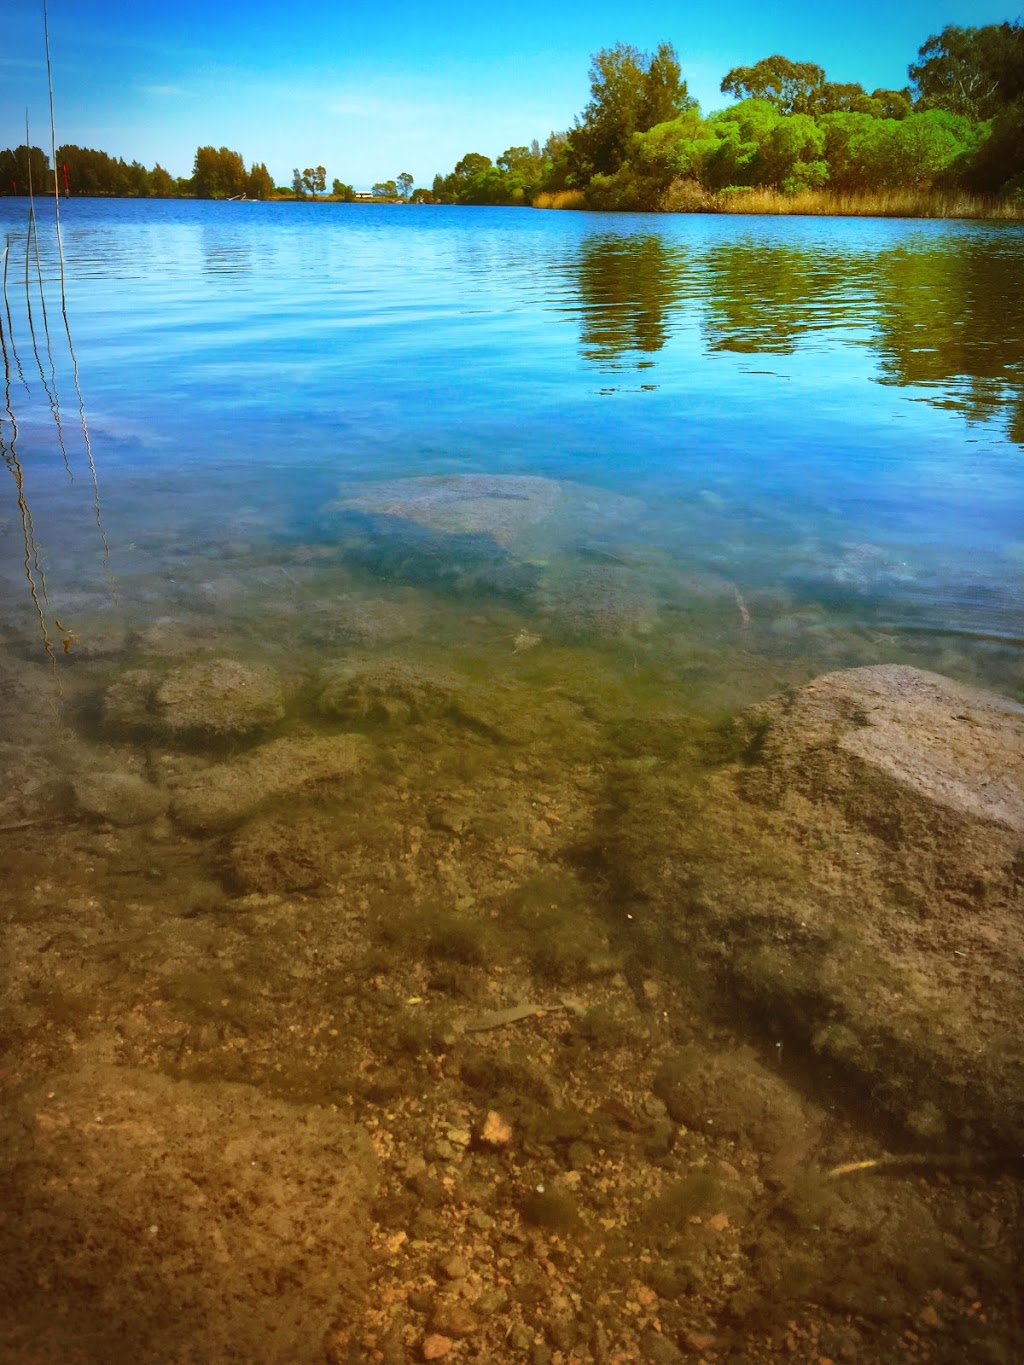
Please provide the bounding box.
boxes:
[1,199,1022,1361]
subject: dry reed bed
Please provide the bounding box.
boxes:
[534,183,1024,219]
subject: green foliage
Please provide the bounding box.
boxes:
[965,102,1024,191]
[332,179,356,201]
[822,109,981,189]
[431,152,498,203]
[910,21,1024,121]
[0,144,51,194]
[246,162,274,200]
[192,145,247,198]
[567,41,696,183]
[148,163,176,197]
[721,54,826,115]
[396,171,413,200]
[372,179,398,199]
[302,165,326,197]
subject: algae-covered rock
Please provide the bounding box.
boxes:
[72,770,170,827]
[170,732,371,831]
[104,658,287,743]
[317,657,514,739]
[319,658,468,726]
[155,657,286,739]
[536,561,658,641]
[0,1058,377,1362]
[653,1044,819,1157]
[610,665,1024,1147]
[343,474,564,548]
[103,667,159,733]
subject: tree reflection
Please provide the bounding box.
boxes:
[873,237,1024,444]
[573,235,688,370]
[695,233,1024,443]
[700,242,855,354]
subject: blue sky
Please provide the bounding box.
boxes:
[2,1,1014,189]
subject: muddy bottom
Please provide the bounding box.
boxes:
[0,555,1021,1365]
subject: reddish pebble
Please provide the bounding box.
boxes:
[423,1335,453,1361]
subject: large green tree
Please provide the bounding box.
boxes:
[567,42,696,182]
[720,55,826,115]
[193,146,247,198]
[246,162,274,199]
[302,165,327,197]
[910,21,1024,121]
[0,144,50,194]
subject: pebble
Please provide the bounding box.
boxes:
[440,1254,470,1281]
[431,1301,478,1338]
[422,1334,453,1361]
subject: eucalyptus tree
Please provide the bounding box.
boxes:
[910,21,1024,121]
[720,55,826,115]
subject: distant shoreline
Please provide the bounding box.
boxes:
[3,188,1022,221]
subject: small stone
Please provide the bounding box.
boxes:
[446,1127,472,1148]
[422,1335,453,1361]
[480,1110,513,1146]
[473,1287,507,1317]
[440,1254,469,1281]
[468,1211,493,1231]
[431,1300,478,1338]
[640,1329,684,1363]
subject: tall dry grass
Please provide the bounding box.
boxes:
[664,180,1024,220]
[531,189,586,210]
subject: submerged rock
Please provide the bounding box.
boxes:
[229,807,351,893]
[317,657,514,739]
[104,658,288,743]
[342,474,565,548]
[169,732,371,831]
[155,658,286,739]
[72,770,170,827]
[326,474,643,603]
[613,665,1024,1146]
[536,561,658,641]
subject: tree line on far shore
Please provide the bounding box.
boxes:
[432,20,1024,209]
[2,20,1021,211]
[0,145,356,201]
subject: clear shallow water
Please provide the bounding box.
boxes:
[2,198,1023,687]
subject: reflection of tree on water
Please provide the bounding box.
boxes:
[573,235,688,371]
[701,242,854,354]
[873,239,1024,445]
[699,235,1024,444]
